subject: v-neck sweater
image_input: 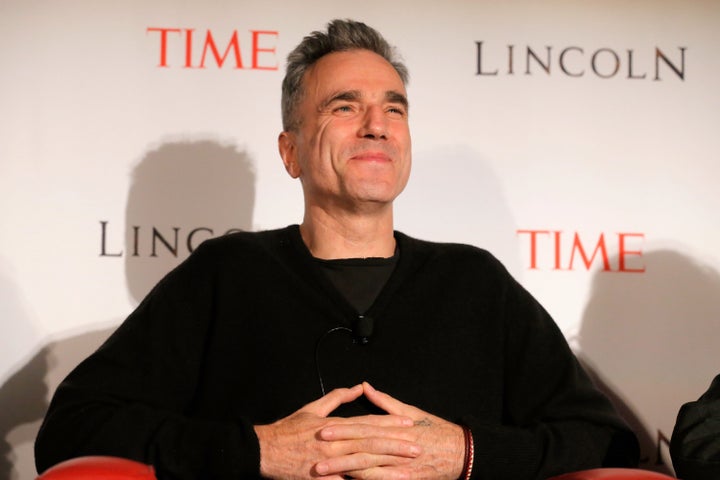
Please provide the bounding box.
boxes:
[36,225,638,479]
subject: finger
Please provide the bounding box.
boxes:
[319,422,415,442]
[302,384,364,417]
[315,452,415,477]
[324,413,414,432]
[362,382,419,417]
[323,436,422,458]
[344,465,413,480]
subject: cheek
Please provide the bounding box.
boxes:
[399,161,412,190]
[399,125,412,149]
[308,119,341,150]
[317,129,353,167]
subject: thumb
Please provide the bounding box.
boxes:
[301,384,364,417]
[362,382,420,417]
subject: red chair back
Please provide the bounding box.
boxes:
[36,456,157,480]
[547,468,676,480]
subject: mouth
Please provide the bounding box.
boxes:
[350,151,392,162]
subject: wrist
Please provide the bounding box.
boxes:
[253,424,277,479]
[458,425,475,480]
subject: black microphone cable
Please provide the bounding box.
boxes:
[314,315,374,395]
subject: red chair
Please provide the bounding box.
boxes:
[547,468,676,479]
[37,457,677,480]
[36,456,157,480]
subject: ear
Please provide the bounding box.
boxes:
[278,131,301,178]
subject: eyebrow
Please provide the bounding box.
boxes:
[320,89,409,111]
[385,90,409,110]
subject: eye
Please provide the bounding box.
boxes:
[387,106,407,117]
[333,104,354,114]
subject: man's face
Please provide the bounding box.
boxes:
[279,49,412,214]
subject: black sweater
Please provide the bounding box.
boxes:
[671,374,720,479]
[35,225,639,479]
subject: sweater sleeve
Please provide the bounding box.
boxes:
[462,272,639,479]
[670,374,720,480]
[34,241,262,479]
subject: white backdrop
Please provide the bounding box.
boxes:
[2,1,719,478]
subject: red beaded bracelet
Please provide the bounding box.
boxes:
[459,425,475,480]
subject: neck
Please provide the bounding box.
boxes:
[300,206,396,260]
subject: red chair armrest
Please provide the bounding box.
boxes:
[36,456,157,480]
[547,468,675,479]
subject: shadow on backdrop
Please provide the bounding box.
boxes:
[0,265,43,480]
[396,145,521,277]
[577,249,720,476]
[0,329,115,480]
[125,141,256,304]
[0,140,256,479]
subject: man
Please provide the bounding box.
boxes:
[35,19,639,479]
[671,374,720,480]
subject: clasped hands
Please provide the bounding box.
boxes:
[254,382,464,480]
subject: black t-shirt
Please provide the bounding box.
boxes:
[314,249,398,314]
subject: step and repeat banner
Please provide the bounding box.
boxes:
[1,1,718,478]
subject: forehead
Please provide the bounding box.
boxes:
[302,49,406,100]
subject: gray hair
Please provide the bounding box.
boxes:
[281,19,409,131]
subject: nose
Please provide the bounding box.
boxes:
[358,105,388,140]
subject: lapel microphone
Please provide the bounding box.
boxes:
[352,315,374,344]
[315,315,375,395]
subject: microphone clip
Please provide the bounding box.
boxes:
[352,315,374,345]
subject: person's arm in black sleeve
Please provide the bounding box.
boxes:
[671,374,720,480]
[462,270,639,479]
[34,242,261,479]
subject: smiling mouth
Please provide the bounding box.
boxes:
[350,151,392,162]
